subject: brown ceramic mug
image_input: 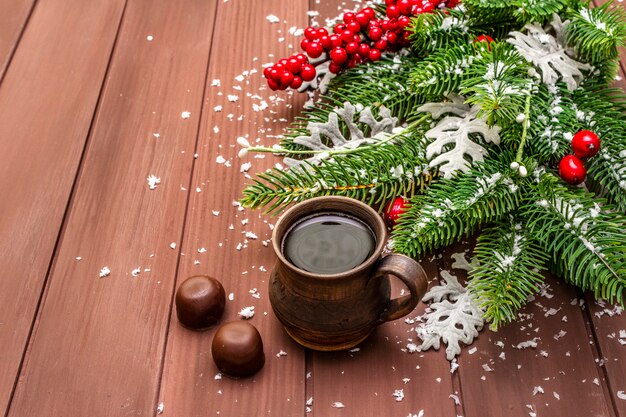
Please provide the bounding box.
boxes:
[269,196,428,351]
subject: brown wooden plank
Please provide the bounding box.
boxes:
[5,0,218,415]
[0,0,126,413]
[0,0,36,80]
[156,0,310,416]
[444,242,612,417]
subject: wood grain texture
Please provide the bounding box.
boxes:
[444,243,612,417]
[0,0,36,80]
[0,0,126,413]
[5,0,217,415]
[156,0,310,416]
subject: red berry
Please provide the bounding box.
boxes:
[304,27,318,40]
[330,34,343,48]
[344,12,356,23]
[263,66,272,79]
[330,47,349,65]
[559,155,587,185]
[346,42,359,55]
[369,27,383,41]
[369,48,381,61]
[387,31,399,44]
[347,21,361,33]
[398,16,411,29]
[422,2,435,13]
[362,7,376,20]
[287,58,302,74]
[356,12,370,27]
[375,39,388,50]
[280,71,294,87]
[329,62,343,74]
[300,64,316,81]
[319,35,332,49]
[268,68,281,82]
[267,78,280,91]
[317,28,329,38]
[387,5,400,18]
[385,0,396,5]
[358,43,371,58]
[300,38,310,51]
[571,130,601,159]
[397,0,412,15]
[295,53,308,64]
[341,29,355,43]
[475,35,494,44]
[290,76,303,89]
[306,42,324,58]
[384,196,411,227]
[334,23,348,34]
[273,63,285,72]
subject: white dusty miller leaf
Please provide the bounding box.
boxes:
[418,95,501,179]
[297,59,336,94]
[508,16,592,91]
[284,102,398,168]
[416,271,485,360]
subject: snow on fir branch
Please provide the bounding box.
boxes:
[283,102,400,168]
[417,271,484,360]
[418,95,501,179]
[508,16,592,91]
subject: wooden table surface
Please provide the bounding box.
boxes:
[1,0,626,416]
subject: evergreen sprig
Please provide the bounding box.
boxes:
[469,216,548,330]
[525,172,626,303]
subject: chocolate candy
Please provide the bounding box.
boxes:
[175,275,225,330]
[212,321,265,377]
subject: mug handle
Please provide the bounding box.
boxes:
[376,254,428,322]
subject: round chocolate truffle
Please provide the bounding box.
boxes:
[175,275,226,330]
[212,321,265,377]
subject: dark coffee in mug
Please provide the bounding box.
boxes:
[281,213,376,274]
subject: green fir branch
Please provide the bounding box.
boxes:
[469,216,548,330]
[392,155,523,258]
[408,10,473,55]
[241,133,435,214]
[525,171,626,303]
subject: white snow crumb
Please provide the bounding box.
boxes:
[514,338,540,349]
[331,402,345,409]
[153,133,160,138]
[554,330,567,340]
[212,211,220,216]
[449,394,461,405]
[195,187,201,193]
[306,397,313,406]
[450,359,459,373]
[276,350,288,357]
[147,35,154,41]
[240,162,252,173]
[147,175,161,190]
[406,343,419,353]
[349,347,360,353]
[198,247,207,253]
[170,242,177,249]
[236,243,243,251]
[266,14,280,23]
[181,111,191,119]
[618,391,626,400]
[499,352,506,360]
[99,267,111,278]
[402,378,411,384]
[238,306,255,319]
[249,288,261,299]
[408,411,425,417]
[211,79,221,87]
[234,75,245,82]
[213,105,223,112]
[227,95,239,102]
[76,257,82,261]
[553,392,560,400]
[156,402,164,414]
[216,155,226,164]
[259,266,267,272]
[131,268,141,277]
[533,386,544,395]
[593,378,600,386]
[307,10,319,17]
[213,126,219,134]
[393,389,405,402]
[214,373,223,380]
[436,377,442,383]
[228,292,234,301]
[193,260,200,265]
[545,307,560,317]
[482,364,493,372]
[540,350,549,357]
[468,347,478,354]
[245,231,258,240]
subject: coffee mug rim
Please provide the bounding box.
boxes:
[272,196,387,279]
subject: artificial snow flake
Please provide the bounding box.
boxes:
[283,102,398,168]
[508,17,592,91]
[416,271,484,360]
[147,175,161,190]
[99,266,111,278]
[393,389,405,402]
[418,95,501,179]
[331,402,345,409]
[238,306,255,319]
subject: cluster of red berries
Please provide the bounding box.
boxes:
[264,0,459,91]
[558,130,601,185]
